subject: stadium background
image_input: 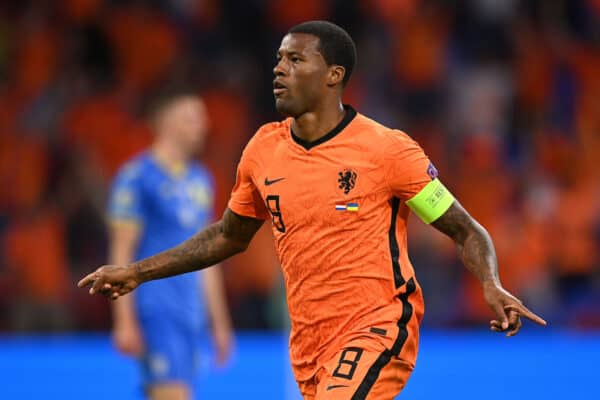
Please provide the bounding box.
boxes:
[0,0,598,398]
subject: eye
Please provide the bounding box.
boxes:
[291,56,300,63]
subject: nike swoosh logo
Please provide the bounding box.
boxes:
[326,384,349,391]
[264,177,285,186]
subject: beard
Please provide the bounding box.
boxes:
[274,94,309,118]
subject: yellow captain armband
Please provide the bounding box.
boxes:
[406,179,455,224]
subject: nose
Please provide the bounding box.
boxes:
[273,59,287,76]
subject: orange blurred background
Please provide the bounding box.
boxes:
[0,0,598,332]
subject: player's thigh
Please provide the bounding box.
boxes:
[139,315,199,388]
[363,356,413,399]
[314,344,413,400]
[147,383,190,400]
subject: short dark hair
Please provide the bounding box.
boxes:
[144,85,198,120]
[288,20,357,86]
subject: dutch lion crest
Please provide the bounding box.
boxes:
[338,169,357,195]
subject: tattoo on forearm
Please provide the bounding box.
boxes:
[134,209,263,283]
[432,202,499,285]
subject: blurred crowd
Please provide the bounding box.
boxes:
[0,0,598,332]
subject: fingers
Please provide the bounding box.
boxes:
[489,320,503,332]
[99,283,113,294]
[77,272,97,288]
[108,284,133,299]
[109,285,134,300]
[491,303,509,330]
[90,276,108,295]
[506,317,522,337]
[78,267,129,298]
[504,304,547,326]
[507,308,519,327]
[506,310,522,337]
[489,316,521,336]
[490,303,545,337]
[78,268,110,294]
[79,273,121,298]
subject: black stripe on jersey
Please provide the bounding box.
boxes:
[291,104,357,150]
[350,278,416,400]
[389,197,404,288]
[369,327,387,336]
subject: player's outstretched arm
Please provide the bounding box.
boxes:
[77,208,264,300]
[431,201,547,336]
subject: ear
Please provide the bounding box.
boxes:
[326,65,346,87]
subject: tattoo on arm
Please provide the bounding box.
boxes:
[134,209,264,283]
[222,208,265,246]
[431,201,500,286]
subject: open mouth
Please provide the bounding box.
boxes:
[273,80,287,95]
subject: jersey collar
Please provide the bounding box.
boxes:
[150,151,188,179]
[290,104,357,151]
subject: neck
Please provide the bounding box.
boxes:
[152,138,189,170]
[291,99,345,143]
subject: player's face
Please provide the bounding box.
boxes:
[161,97,209,155]
[273,33,330,117]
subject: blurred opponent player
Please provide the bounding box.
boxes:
[108,91,232,400]
[81,21,546,399]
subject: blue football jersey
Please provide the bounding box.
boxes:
[108,152,215,329]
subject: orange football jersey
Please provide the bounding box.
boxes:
[229,106,434,382]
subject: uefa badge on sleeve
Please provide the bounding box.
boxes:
[427,163,438,180]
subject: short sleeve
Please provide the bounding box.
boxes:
[383,131,435,200]
[228,141,269,220]
[108,162,145,224]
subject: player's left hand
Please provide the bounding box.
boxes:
[483,283,547,337]
[212,324,233,367]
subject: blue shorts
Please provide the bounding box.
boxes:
[138,314,201,388]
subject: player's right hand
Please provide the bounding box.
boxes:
[77,265,140,300]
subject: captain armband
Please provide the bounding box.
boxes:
[406,178,455,224]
